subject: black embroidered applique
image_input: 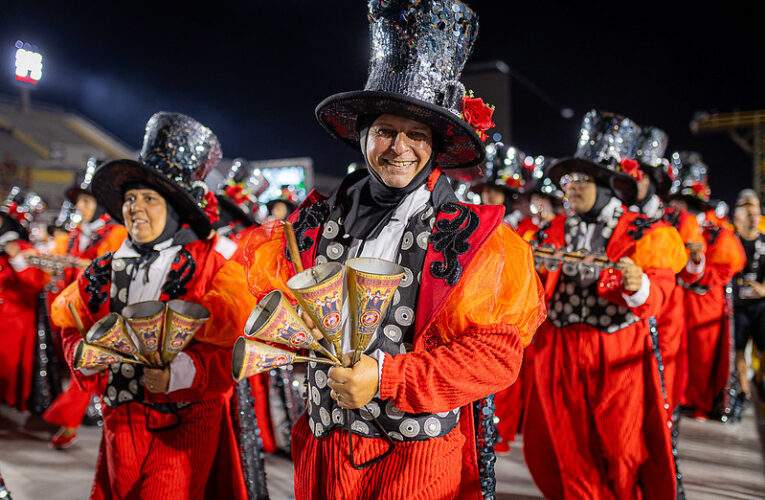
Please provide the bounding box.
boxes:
[287,201,330,261]
[430,203,479,286]
[627,216,658,241]
[662,209,681,229]
[161,249,196,299]
[706,225,722,246]
[84,253,113,313]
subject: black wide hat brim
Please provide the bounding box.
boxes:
[91,159,211,239]
[548,157,638,206]
[668,193,714,213]
[316,90,486,170]
[65,186,92,204]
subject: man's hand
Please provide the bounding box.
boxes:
[618,257,644,293]
[750,281,765,299]
[687,241,704,264]
[143,352,170,393]
[4,241,21,258]
[327,354,379,409]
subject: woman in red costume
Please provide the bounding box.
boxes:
[667,152,746,419]
[244,1,545,498]
[51,112,255,499]
[0,187,49,411]
[45,157,128,449]
[523,110,687,500]
[629,129,705,412]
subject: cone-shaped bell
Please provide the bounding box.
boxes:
[122,301,166,364]
[162,300,210,365]
[85,312,147,363]
[286,263,344,357]
[346,258,404,365]
[231,337,335,381]
[245,290,341,364]
[74,340,140,370]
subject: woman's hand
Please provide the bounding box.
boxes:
[143,352,170,393]
[618,257,644,293]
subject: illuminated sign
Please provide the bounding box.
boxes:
[15,41,42,84]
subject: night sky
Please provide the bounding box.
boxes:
[1,0,763,205]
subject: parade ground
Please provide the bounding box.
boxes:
[2,400,764,499]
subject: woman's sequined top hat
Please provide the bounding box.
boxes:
[548,109,642,205]
[668,151,713,212]
[216,158,269,226]
[65,157,102,203]
[634,127,672,198]
[316,0,487,169]
[2,186,45,238]
[92,112,222,238]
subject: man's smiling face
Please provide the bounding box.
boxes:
[365,114,433,188]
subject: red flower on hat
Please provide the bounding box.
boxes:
[225,183,250,206]
[461,94,495,142]
[619,158,643,181]
[691,182,705,195]
[5,201,28,224]
[202,190,219,225]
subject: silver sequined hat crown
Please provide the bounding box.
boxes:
[1,185,46,232]
[66,157,102,203]
[668,151,712,211]
[315,0,485,170]
[634,126,672,197]
[215,158,269,226]
[92,112,222,238]
[548,109,642,205]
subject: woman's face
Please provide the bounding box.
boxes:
[75,193,98,223]
[122,188,167,243]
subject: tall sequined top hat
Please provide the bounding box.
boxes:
[53,200,81,232]
[2,186,46,231]
[668,151,713,212]
[470,143,523,198]
[315,0,488,170]
[534,155,564,200]
[216,158,269,226]
[547,109,642,205]
[92,112,222,238]
[65,157,102,203]
[634,126,672,198]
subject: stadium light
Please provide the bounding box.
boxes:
[14,40,43,84]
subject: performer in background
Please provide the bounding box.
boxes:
[630,128,704,411]
[471,143,526,227]
[44,158,128,449]
[523,110,686,500]
[51,112,256,499]
[1,187,50,411]
[244,1,545,498]
[731,189,765,401]
[668,152,746,419]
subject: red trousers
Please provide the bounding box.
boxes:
[523,321,675,500]
[292,413,466,500]
[43,381,92,428]
[683,286,730,413]
[656,285,688,410]
[90,398,225,500]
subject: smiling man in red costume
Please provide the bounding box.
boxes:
[243,1,545,498]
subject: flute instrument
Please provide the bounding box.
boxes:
[25,254,91,273]
[531,245,618,277]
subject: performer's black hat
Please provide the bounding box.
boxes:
[1,186,45,240]
[471,143,529,199]
[92,112,222,239]
[316,0,489,170]
[216,158,269,227]
[634,127,672,198]
[667,151,713,212]
[65,157,102,203]
[548,110,642,205]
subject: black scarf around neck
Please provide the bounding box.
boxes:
[341,120,435,240]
